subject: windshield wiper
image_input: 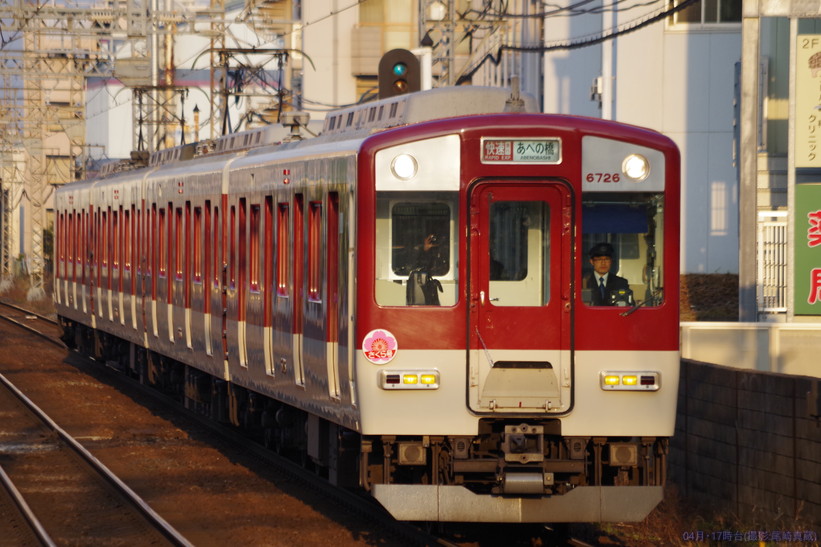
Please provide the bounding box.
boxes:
[619,289,663,317]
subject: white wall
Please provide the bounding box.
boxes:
[86,79,133,160]
[301,1,360,119]
[544,10,742,275]
[681,322,821,377]
[543,10,602,117]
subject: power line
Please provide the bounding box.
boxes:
[456,0,699,84]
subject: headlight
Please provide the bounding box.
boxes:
[622,154,650,182]
[391,153,418,181]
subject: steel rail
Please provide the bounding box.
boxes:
[0,464,56,547]
[0,300,65,348]
[0,368,192,546]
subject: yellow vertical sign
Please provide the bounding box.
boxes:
[796,35,821,168]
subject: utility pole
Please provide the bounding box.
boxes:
[0,0,222,297]
[419,0,456,86]
[1,0,294,299]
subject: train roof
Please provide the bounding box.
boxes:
[76,86,539,182]
[319,86,538,138]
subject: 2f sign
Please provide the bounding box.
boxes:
[801,37,821,49]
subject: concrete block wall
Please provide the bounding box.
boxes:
[669,360,821,524]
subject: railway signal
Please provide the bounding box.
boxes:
[378,49,420,98]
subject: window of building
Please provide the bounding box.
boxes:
[668,0,741,26]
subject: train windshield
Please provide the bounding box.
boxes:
[375,191,459,306]
[581,192,665,308]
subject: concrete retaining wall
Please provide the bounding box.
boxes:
[680,322,821,377]
[669,360,821,523]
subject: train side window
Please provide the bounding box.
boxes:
[168,202,174,297]
[375,192,458,307]
[57,213,64,279]
[250,203,260,292]
[184,203,192,310]
[212,206,220,288]
[112,208,119,272]
[276,203,289,296]
[308,201,322,302]
[72,213,77,281]
[125,208,132,272]
[69,213,75,281]
[62,213,68,280]
[263,197,273,323]
[111,209,122,271]
[58,212,64,279]
[239,199,247,312]
[77,213,82,282]
[230,205,237,289]
[175,206,184,280]
[158,207,166,277]
[204,202,212,312]
[131,207,137,295]
[67,213,72,278]
[118,207,125,293]
[101,209,108,270]
[193,206,202,283]
[148,205,154,277]
[581,192,665,308]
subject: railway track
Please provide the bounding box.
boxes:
[0,299,64,347]
[0,368,190,545]
[0,300,444,545]
[0,299,609,546]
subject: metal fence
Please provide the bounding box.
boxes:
[757,211,788,314]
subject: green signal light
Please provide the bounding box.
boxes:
[392,62,408,77]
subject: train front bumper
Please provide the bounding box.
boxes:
[372,484,663,522]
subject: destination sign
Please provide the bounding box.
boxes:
[481,138,561,164]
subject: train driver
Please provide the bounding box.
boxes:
[585,242,633,306]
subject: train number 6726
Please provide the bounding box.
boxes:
[585,172,621,183]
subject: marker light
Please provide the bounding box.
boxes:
[622,154,650,182]
[600,371,660,391]
[603,375,621,386]
[379,369,440,390]
[391,153,418,181]
[622,375,638,386]
[420,374,437,385]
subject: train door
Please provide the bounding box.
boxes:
[468,181,572,414]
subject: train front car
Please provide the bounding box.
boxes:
[355,113,680,523]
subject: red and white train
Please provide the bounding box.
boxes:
[54,86,680,523]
